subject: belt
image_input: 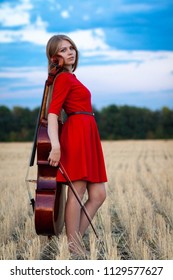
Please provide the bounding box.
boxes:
[68,111,95,117]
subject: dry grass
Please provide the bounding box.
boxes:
[0,140,173,260]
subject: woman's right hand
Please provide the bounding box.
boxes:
[48,147,61,167]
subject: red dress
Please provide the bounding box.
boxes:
[48,72,107,183]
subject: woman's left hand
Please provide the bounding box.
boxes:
[48,147,61,167]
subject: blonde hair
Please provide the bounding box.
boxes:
[45,35,79,118]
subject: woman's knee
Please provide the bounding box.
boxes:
[98,184,106,204]
[88,183,106,206]
[68,180,87,201]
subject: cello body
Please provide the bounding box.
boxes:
[35,118,66,236]
[27,55,66,237]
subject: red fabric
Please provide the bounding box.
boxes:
[48,72,107,183]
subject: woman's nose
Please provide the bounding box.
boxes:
[68,48,73,54]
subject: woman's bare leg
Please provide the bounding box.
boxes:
[65,180,87,254]
[79,183,106,236]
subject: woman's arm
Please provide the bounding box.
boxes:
[47,113,61,166]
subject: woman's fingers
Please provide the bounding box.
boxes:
[48,159,59,167]
[48,148,60,166]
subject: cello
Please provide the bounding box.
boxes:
[27,55,66,236]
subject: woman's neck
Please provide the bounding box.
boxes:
[64,65,73,73]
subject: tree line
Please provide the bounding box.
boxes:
[0,104,173,142]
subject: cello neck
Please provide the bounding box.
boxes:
[29,81,48,166]
[29,56,64,166]
[40,82,49,121]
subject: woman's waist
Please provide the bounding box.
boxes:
[67,111,95,117]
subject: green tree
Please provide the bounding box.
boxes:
[0,106,13,141]
[0,105,173,141]
[161,107,173,138]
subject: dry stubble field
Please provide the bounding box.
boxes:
[0,140,173,260]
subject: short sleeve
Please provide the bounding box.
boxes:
[48,72,71,116]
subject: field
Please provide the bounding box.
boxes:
[0,140,173,260]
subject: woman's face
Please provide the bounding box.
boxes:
[57,39,76,71]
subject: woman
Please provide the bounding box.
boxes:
[46,35,107,255]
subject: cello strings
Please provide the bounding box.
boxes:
[25,166,35,211]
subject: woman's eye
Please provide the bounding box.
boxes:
[59,46,75,53]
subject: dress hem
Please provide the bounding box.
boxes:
[56,178,107,184]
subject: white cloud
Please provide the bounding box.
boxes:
[0,66,46,84]
[0,2,112,51]
[61,10,70,18]
[76,53,173,108]
[0,0,32,27]
[20,16,49,45]
[0,0,109,50]
[76,51,173,94]
[0,20,109,52]
[1,51,173,109]
[0,16,49,44]
[0,66,46,102]
[68,29,109,51]
[82,49,173,65]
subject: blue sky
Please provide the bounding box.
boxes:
[0,0,173,110]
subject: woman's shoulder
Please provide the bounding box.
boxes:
[54,71,75,83]
[58,71,75,79]
[53,71,75,89]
